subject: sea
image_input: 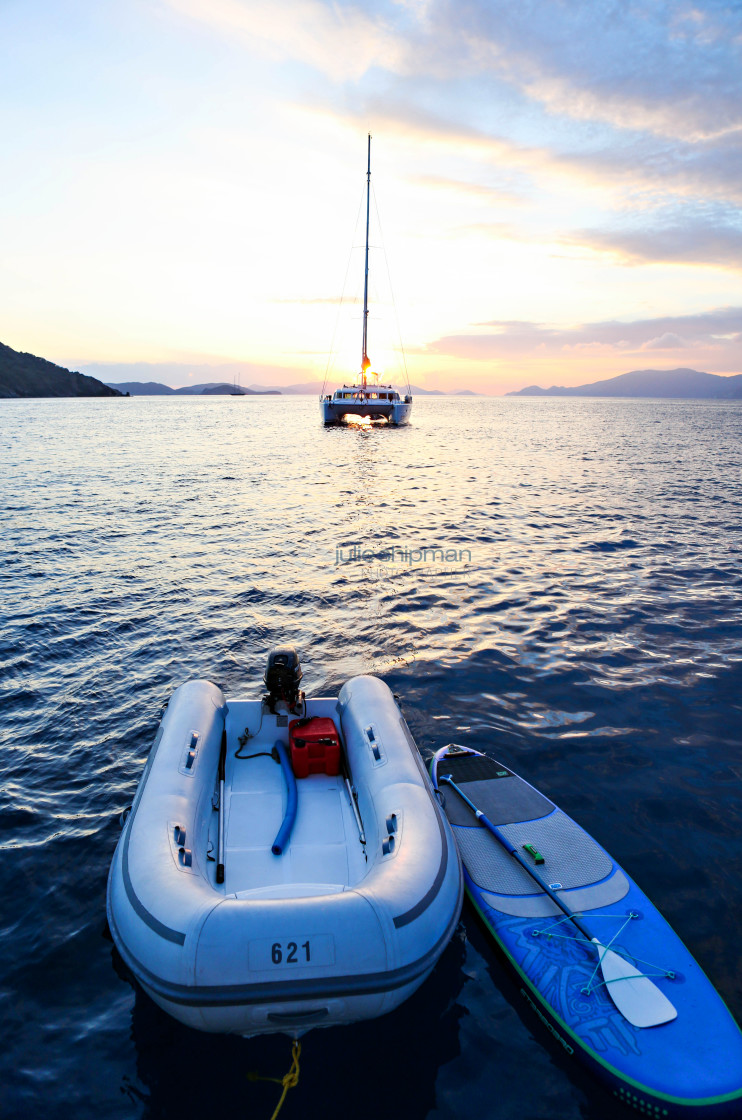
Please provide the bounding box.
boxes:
[1,393,741,1120]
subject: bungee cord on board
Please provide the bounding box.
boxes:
[531,910,677,995]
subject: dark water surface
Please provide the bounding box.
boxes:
[1,395,741,1120]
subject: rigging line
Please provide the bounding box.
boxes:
[532,931,671,979]
[533,915,675,978]
[600,913,634,952]
[586,925,625,991]
[581,912,634,992]
[536,911,647,931]
[322,186,367,396]
[370,183,410,394]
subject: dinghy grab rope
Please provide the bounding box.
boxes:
[531,911,676,995]
[248,1039,302,1120]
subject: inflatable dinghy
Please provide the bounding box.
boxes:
[107,652,462,1037]
[431,744,742,1118]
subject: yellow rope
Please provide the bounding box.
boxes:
[247,1039,301,1120]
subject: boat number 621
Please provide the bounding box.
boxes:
[271,941,311,964]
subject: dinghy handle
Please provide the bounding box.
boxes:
[345,778,367,846]
[523,843,545,865]
[216,729,227,884]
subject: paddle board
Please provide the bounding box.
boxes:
[431,744,742,1117]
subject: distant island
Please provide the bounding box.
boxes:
[0,342,483,399]
[107,380,281,396]
[201,383,280,396]
[104,379,481,396]
[406,385,478,396]
[0,341,123,398]
[507,367,742,399]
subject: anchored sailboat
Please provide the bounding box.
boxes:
[320,135,412,426]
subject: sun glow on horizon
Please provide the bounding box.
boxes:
[1,1,740,393]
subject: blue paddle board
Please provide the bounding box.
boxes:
[431,744,742,1117]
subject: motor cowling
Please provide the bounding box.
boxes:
[264,645,303,712]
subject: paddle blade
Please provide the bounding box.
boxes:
[593,940,677,1028]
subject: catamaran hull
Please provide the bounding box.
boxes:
[320,399,412,425]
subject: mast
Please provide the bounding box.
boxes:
[361,133,371,390]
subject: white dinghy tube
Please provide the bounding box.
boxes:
[107,675,463,1036]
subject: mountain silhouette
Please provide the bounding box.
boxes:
[507,368,742,399]
[0,341,123,398]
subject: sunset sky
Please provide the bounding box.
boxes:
[1,0,741,393]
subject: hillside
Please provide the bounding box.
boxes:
[200,383,281,395]
[507,367,742,399]
[107,381,176,395]
[0,342,122,398]
[0,341,123,398]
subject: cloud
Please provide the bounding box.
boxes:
[409,174,525,205]
[165,0,742,151]
[272,296,361,304]
[564,215,742,270]
[167,0,742,209]
[165,0,406,81]
[421,1,742,143]
[643,333,689,350]
[555,130,742,206]
[428,306,742,366]
[327,90,742,219]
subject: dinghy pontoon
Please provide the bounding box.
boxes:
[107,653,462,1036]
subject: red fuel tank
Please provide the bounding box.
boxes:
[289,717,341,778]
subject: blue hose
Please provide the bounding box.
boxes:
[272,739,297,855]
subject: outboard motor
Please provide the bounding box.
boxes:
[264,645,303,713]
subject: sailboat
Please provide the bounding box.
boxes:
[320,135,412,426]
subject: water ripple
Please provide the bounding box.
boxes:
[0,395,741,1119]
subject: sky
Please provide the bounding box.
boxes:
[1,0,741,394]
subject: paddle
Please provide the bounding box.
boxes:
[440,773,677,1029]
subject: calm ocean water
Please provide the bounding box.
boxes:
[1,394,741,1120]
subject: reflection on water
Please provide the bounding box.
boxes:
[123,931,466,1120]
[0,394,741,1119]
[341,412,389,428]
